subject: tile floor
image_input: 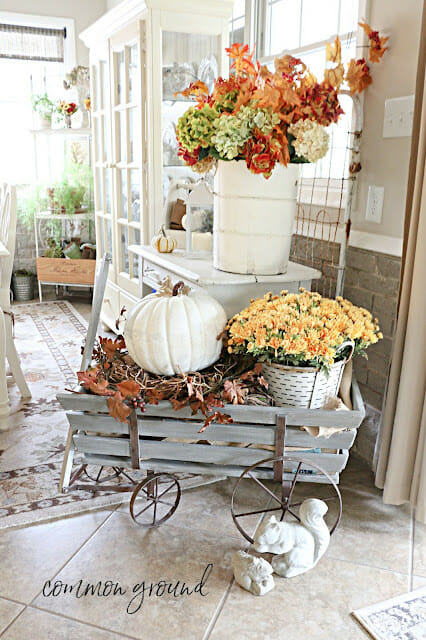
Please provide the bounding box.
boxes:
[3,296,424,638]
[0,454,425,640]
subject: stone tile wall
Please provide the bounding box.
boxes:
[290,236,401,411]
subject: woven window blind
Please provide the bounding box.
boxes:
[0,23,65,62]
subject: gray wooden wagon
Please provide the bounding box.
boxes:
[57,255,365,542]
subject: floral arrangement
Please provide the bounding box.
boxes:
[175,22,387,178]
[226,289,383,371]
[31,92,55,119]
[76,334,271,427]
[58,100,78,116]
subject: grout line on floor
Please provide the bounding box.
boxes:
[28,508,118,607]
[409,507,416,591]
[0,605,26,638]
[202,493,275,640]
[23,604,140,640]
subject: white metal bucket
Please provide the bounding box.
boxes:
[213,160,298,275]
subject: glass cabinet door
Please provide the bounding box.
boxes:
[161,32,221,200]
[91,48,114,277]
[110,23,146,298]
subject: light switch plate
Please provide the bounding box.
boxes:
[366,186,384,223]
[383,95,414,138]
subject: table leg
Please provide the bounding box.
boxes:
[0,306,10,419]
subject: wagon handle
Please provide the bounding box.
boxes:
[335,340,355,362]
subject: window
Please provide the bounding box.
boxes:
[229,0,247,46]
[0,13,75,185]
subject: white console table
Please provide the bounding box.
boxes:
[128,246,321,318]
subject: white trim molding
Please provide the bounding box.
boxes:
[348,231,403,257]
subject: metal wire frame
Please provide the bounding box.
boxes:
[292,92,363,299]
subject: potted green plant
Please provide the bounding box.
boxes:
[12,269,35,302]
[31,93,55,129]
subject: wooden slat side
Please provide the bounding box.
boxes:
[73,434,130,457]
[67,411,356,450]
[139,459,339,484]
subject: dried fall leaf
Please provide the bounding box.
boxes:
[116,380,141,398]
[359,22,389,63]
[324,64,345,89]
[89,378,115,397]
[99,336,126,360]
[198,411,233,433]
[77,368,99,389]
[346,58,372,94]
[175,80,210,100]
[107,392,132,423]
[223,379,248,405]
[326,36,341,64]
[226,43,257,77]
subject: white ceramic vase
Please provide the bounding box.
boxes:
[213,160,299,275]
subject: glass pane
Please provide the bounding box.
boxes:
[129,107,141,163]
[102,115,108,162]
[95,168,103,210]
[105,169,112,213]
[129,44,139,103]
[116,50,125,104]
[301,0,339,46]
[132,228,141,276]
[162,31,219,198]
[106,218,112,253]
[130,170,141,222]
[267,0,301,53]
[94,117,102,162]
[91,65,97,111]
[339,0,359,34]
[100,61,107,110]
[97,216,105,253]
[120,224,129,273]
[119,170,128,218]
[120,111,127,163]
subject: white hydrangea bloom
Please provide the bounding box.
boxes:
[288,119,329,163]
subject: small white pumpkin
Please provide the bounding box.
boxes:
[151,225,177,253]
[124,278,227,375]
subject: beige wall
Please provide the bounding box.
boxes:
[353,0,423,240]
[0,0,107,65]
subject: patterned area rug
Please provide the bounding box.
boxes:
[352,587,426,640]
[0,301,220,530]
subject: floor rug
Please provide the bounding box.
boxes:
[0,301,222,530]
[352,587,426,640]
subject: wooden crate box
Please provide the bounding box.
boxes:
[37,257,96,285]
[57,378,365,489]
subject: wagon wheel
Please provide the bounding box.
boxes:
[231,455,342,544]
[83,465,126,484]
[129,472,181,528]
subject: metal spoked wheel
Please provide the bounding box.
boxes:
[231,455,342,544]
[129,472,181,528]
[83,465,125,484]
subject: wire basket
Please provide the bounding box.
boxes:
[262,341,354,408]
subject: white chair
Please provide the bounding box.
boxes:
[0,183,31,402]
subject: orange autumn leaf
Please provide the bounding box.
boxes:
[324,64,345,89]
[99,336,126,360]
[89,378,115,397]
[116,380,141,398]
[346,58,372,94]
[175,80,210,101]
[359,21,389,63]
[107,392,132,423]
[77,367,99,388]
[226,43,258,77]
[274,55,306,77]
[326,36,342,64]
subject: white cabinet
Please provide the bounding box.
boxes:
[80,0,233,331]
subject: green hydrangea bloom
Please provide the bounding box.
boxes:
[176,105,218,153]
[212,107,280,160]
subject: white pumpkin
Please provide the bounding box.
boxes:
[151,225,177,253]
[124,279,227,375]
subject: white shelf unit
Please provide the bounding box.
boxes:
[80,0,233,332]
